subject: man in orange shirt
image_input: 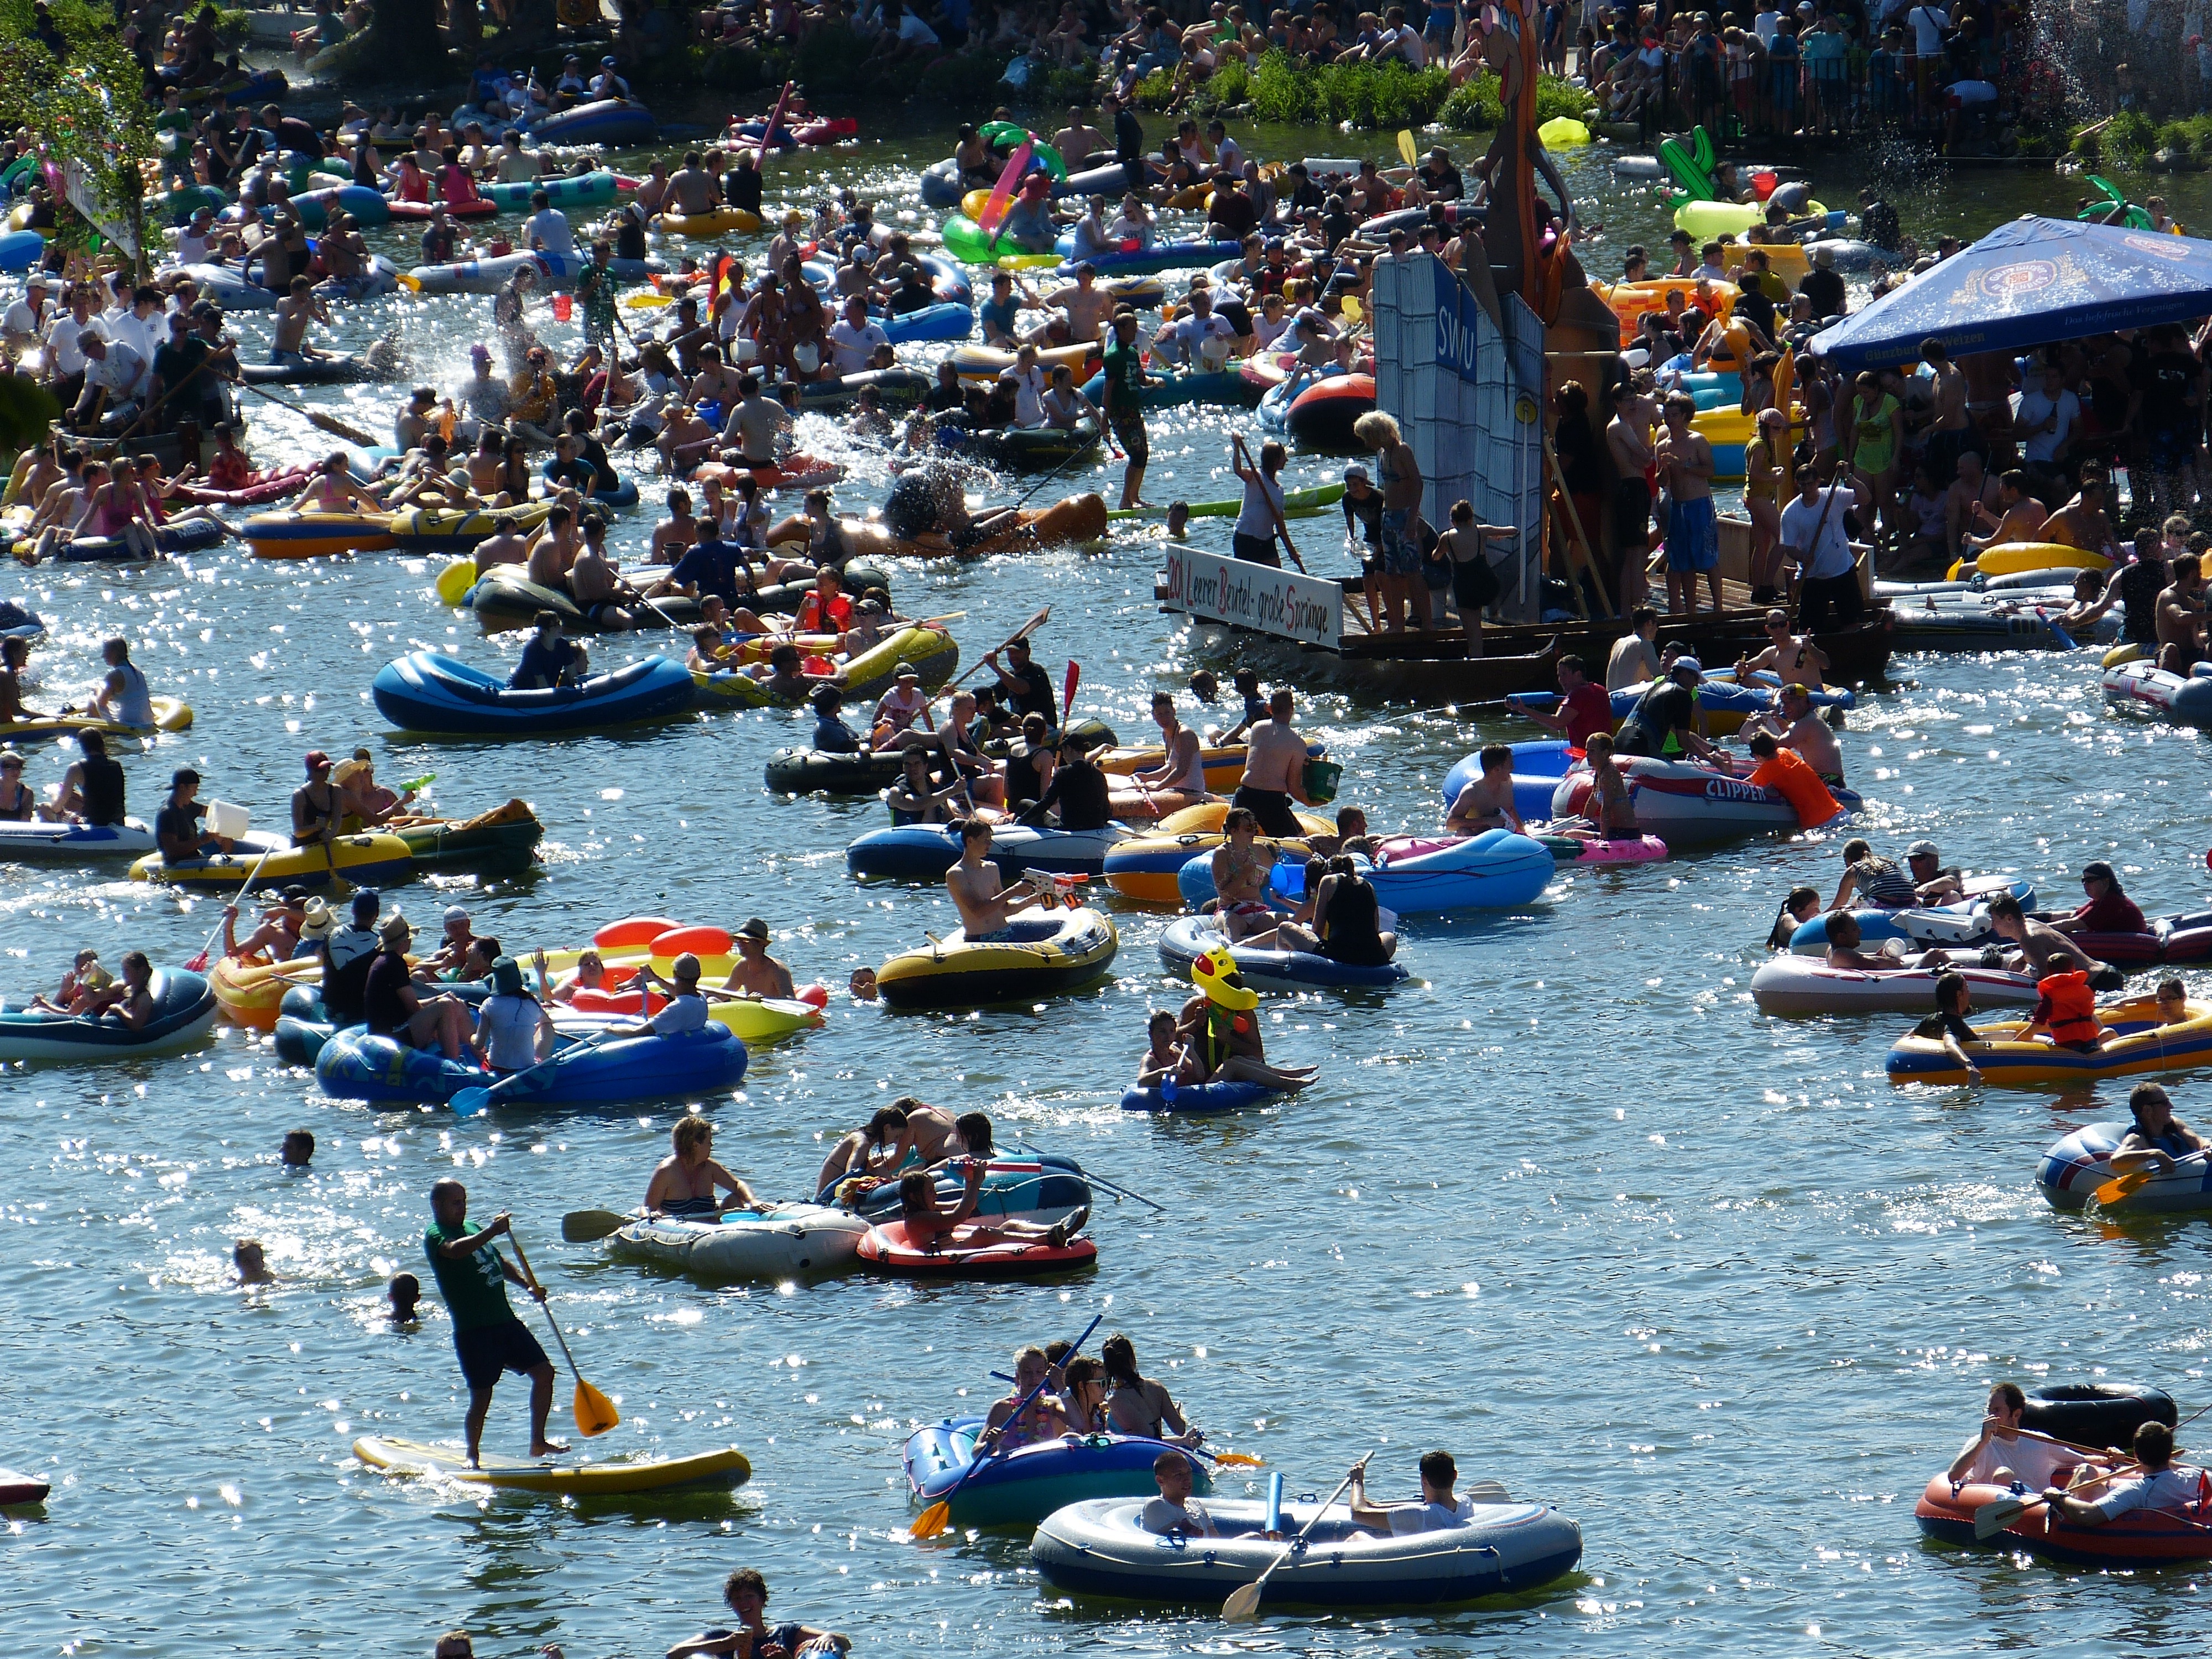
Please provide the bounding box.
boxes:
[1745,730,1843,828]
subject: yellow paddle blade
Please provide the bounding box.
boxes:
[1210,1451,1265,1467]
[1340,295,1363,323]
[561,1207,631,1243]
[397,273,421,291]
[2091,1166,2156,1206]
[623,293,674,309]
[573,1377,620,1437]
[909,1499,953,1539]
[1396,128,1417,168]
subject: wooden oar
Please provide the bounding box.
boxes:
[506,1233,620,1437]
[1224,1452,1372,1621]
[1973,1462,2136,1540]
[1234,434,1307,572]
[233,377,375,446]
[184,840,278,972]
[932,603,1050,701]
[911,1312,1103,1539]
[561,1207,634,1243]
[2093,1153,2207,1207]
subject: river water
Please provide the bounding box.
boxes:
[7,104,2212,1656]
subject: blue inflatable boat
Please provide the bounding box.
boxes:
[1120,1078,1280,1114]
[832,1155,1093,1227]
[372,650,697,738]
[1156,913,1407,994]
[846,823,1133,880]
[538,458,640,507]
[904,1415,1209,1529]
[0,968,217,1063]
[880,301,974,345]
[526,100,658,146]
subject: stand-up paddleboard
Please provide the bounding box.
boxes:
[352,1437,750,1496]
[0,1467,52,1504]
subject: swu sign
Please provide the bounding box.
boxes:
[1161,545,1343,650]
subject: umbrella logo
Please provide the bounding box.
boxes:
[1977,259,2058,299]
[2124,232,2190,262]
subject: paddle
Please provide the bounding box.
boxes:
[749,80,796,172]
[934,603,1050,701]
[184,839,277,972]
[2092,1152,2206,1207]
[451,1028,621,1118]
[1234,434,1307,573]
[1062,659,1079,725]
[1013,1138,1165,1214]
[1973,1462,2136,1540]
[1396,129,1417,169]
[233,377,376,446]
[562,1207,633,1243]
[911,1312,1104,1540]
[505,1233,620,1437]
[1224,1452,1372,1621]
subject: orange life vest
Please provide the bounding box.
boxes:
[1747,748,1841,828]
[2039,971,2099,1046]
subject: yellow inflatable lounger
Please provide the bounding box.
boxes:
[1950,542,2113,581]
[691,625,958,708]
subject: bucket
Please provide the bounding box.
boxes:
[1752,170,1777,201]
[205,799,250,839]
[1302,759,1343,806]
[552,293,573,321]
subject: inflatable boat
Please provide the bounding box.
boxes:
[1552,756,1864,842]
[608,1204,870,1277]
[1750,953,2040,1016]
[2103,660,2212,728]
[846,823,1134,881]
[1886,994,2212,1086]
[874,908,1119,1010]
[1156,913,1408,994]
[905,1418,1208,1530]
[1031,1493,1584,1608]
[1119,1078,1281,1113]
[2037,1121,2212,1214]
[0,968,217,1062]
[854,1218,1097,1277]
[372,651,698,737]
[0,818,157,860]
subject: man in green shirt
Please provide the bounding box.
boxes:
[422,1178,563,1467]
[154,87,195,189]
[1099,307,1153,512]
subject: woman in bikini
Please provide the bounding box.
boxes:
[1100,1333,1203,1447]
[0,749,34,821]
[1556,731,1637,841]
[643,1116,758,1219]
[1208,807,1277,942]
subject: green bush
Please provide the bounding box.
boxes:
[2104,109,2156,168]
[1021,59,1105,109]
[210,6,248,43]
[1246,48,1447,129]
[1134,66,1177,110]
[1442,72,1593,133]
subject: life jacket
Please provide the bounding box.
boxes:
[2039,971,2099,1046]
[1747,747,1841,828]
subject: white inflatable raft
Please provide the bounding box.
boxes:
[0,817,157,859]
[1750,952,2039,1015]
[1552,755,1863,841]
[607,1204,869,1278]
[1030,1494,1583,1608]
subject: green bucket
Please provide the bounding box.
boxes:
[1302,759,1343,806]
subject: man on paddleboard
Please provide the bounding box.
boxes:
[423,1179,565,1467]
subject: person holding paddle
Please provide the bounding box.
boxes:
[422,1178,565,1468]
[2039,1419,2201,1527]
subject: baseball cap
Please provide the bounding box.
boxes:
[1907,839,1941,858]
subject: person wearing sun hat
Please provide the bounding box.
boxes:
[332,748,416,828]
[1175,946,1318,1091]
[723,917,795,1000]
[291,750,342,848]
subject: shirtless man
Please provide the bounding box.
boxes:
[813,1097,959,1197]
[1052,106,1105,161]
[1444,744,1523,833]
[1656,392,1719,614]
[470,515,527,574]
[1943,452,2005,559]
[1128,690,1210,811]
[664,150,722,216]
[722,917,795,999]
[1966,468,2048,553]
[1917,338,1972,486]
[1735,611,1828,689]
[2155,552,2208,676]
[1743,683,1844,781]
[525,505,580,589]
[1606,388,1656,609]
[270,275,330,362]
[1227,688,1312,837]
[648,487,698,565]
[1983,893,2122,991]
[567,517,633,630]
[722,374,789,468]
[1208,807,1277,942]
[2040,475,2120,559]
[946,816,1046,937]
[1031,264,1114,345]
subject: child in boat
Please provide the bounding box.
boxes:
[1135,1008,1206,1090]
[1552,732,1637,841]
[30,947,117,1014]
